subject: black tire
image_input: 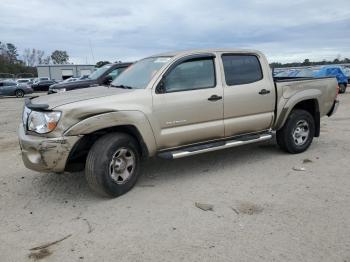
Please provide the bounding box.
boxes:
[339,84,346,94]
[15,89,24,98]
[276,109,315,154]
[85,132,141,197]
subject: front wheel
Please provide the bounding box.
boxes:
[15,89,24,98]
[276,109,315,154]
[85,132,141,197]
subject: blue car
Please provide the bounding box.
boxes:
[0,80,33,98]
[313,66,348,93]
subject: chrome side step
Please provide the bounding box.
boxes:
[158,133,273,159]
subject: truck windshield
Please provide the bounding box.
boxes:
[88,64,111,80]
[111,57,172,89]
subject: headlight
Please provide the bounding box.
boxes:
[53,88,66,93]
[27,111,61,134]
[22,106,31,126]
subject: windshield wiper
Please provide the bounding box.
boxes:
[110,84,133,89]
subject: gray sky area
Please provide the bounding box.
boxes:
[1,0,349,64]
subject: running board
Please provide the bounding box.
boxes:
[158,133,273,159]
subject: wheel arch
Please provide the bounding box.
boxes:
[64,111,157,172]
[275,97,320,137]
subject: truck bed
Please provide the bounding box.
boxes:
[273,76,338,130]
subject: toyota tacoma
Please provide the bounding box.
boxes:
[18,49,339,197]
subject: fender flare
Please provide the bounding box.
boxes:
[274,89,321,130]
[64,111,157,156]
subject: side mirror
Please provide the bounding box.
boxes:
[103,75,113,85]
[156,79,166,94]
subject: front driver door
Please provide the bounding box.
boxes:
[2,81,16,95]
[152,54,224,149]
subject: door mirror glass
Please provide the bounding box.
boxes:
[155,80,166,94]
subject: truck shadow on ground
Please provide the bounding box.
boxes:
[28,140,283,201]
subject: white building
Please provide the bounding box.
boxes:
[37,64,95,81]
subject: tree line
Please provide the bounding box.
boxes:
[270,57,350,69]
[1,39,349,77]
[0,40,70,77]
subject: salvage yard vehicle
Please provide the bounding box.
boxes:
[16,78,31,84]
[313,66,348,93]
[18,49,339,197]
[48,62,132,94]
[0,80,33,97]
[31,79,57,91]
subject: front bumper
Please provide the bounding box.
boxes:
[18,124,80,173]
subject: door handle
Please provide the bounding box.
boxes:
[259,89,271,95]
[208,95,222,101]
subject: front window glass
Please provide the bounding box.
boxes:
[164,58,215,93]
[88,64,111,80]
[5,81,16,86]
[111,57,172,89]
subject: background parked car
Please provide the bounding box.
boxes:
[313,66,348,93]
[48,62,131,94]
[293,68,314,77]
[31,79,57,91]
[275,68,314,78]
[16,79,32,84]
[342,67,350,84]
[0,80,33,97]
[61,77,80,83]
[33,77,50,84]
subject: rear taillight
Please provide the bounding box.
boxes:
[336,85,339,98]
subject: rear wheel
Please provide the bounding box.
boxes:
[15,89,24,98]
[339,84,346,94]
[85,132,141,197]
[276,109,315,154]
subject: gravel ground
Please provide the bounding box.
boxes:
[0,91,349,262]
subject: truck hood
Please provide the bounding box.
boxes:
[31,86,134,109]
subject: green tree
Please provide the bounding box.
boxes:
[51,50,69,64]
[6,43,18,63]
[301,59,311,66]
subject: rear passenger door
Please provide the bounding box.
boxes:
[221,54,275,137]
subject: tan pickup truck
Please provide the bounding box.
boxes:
[18,49,339,197]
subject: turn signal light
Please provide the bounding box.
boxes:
[336,85,339,97]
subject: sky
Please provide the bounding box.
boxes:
[1,0,349,64]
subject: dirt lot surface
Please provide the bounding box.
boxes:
[1,92,350,262]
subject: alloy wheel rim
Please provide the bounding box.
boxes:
[292,120,310,146]
[109,147,135,184]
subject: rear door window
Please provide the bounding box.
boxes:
[5,81,16,86]
[222,55,263,85]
